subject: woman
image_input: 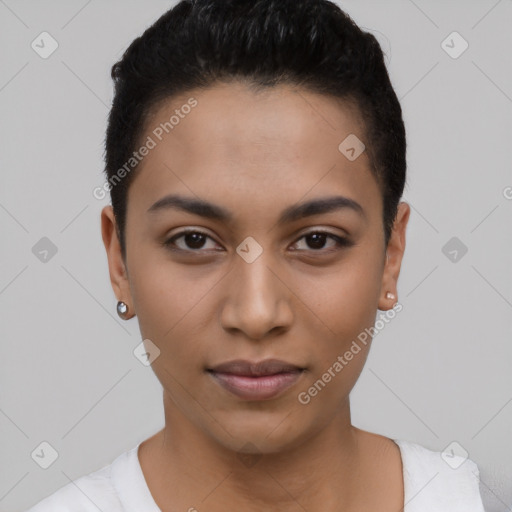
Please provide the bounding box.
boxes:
[27,0,485,510]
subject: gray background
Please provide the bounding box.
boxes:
[1,0,511,510]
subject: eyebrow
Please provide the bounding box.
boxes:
[147,194,366,225]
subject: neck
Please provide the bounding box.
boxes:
[139,393,373,512]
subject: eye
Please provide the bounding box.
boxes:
[163,229,352,254]
[291,230,352,252]
[163,229,221,252]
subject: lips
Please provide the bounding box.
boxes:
[209,359,303,376]
[207,359,305,400]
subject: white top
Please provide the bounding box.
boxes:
[25,439,486,511]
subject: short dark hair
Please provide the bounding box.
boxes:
[104,0,407,259]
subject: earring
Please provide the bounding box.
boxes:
[385,292,396,300]
[117,301,129,319]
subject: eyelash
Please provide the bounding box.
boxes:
[163,229,353,254]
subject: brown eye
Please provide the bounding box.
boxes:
[164,230,220,252]
[291,231,352,252]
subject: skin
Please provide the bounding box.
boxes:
[101,81,410,511]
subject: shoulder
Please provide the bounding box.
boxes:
[394,439,486,512]
[24,452,127,512]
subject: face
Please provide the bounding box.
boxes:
[102,81,409,454]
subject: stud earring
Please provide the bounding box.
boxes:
[385,292,396,300]
[117,301,129,319]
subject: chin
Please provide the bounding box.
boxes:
[204,409,314,455]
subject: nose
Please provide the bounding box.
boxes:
[219,252,294,341]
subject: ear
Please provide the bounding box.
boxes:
[101,205,135,318]
[378,201,410,311]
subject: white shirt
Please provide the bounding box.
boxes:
[25,439,486,511]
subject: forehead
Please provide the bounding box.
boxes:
[127,81,381,224]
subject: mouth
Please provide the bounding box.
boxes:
[206,359,305,401]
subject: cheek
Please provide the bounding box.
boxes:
[297,253,382,341]
[292,250,382,397]
[128,254,202,344]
